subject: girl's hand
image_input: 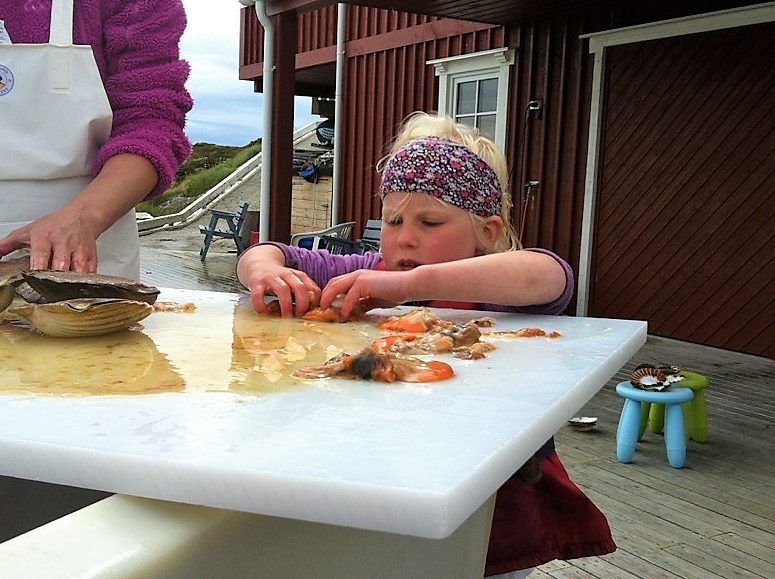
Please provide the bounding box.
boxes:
[248,264,321,317]
[319,269,413,319]
[238,247,321,316]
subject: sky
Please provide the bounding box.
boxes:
[179,1,321,146]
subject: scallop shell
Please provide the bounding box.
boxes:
[21,270,159,305]
[568,416,598,431]
[9,298,153,337]
[0,257,29,313]
[630,364,668,391]
[656,363,684,385]
[0,284,13,313]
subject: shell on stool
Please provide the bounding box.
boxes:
[630,364,668,391]
[630,363,685,391]
[657,363,685,386]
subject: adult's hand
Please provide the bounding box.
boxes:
[0,153,159,273]
[0,205,101,272]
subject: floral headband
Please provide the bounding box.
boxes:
[378,136,502,217]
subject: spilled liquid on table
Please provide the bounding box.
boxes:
[0,294,382,397]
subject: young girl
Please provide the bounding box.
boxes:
[237,112,616,578]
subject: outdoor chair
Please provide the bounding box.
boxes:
[199,201,250,261]
[319,219,382,254]
[290,221,356,251]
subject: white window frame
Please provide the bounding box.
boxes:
[427,48,515,151]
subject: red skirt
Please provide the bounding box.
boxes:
[485,451,616,575]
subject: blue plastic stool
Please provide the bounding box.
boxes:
[615,382,694,468]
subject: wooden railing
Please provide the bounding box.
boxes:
[137,122,319,235]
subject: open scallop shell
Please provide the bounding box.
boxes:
[9,298,153,337]
[0,257,29,313]
[0,284,14,313]
[21,270,160,305]
[630,364,668,391]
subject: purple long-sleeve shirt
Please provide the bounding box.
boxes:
[1,0,193,198]
[264,243,575,315]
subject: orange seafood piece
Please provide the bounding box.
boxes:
[371,334,417,353]
[302,307,347,323]
[301,294,370,323]
[378,308,451,333]
[515,328,546,337]
[399,360,454,383]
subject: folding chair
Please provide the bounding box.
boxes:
[290,221,356,252]
[199,201,250,260]
[320,219,382,254]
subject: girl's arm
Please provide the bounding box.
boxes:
[414,250,569,306]
[236,243,385,315]
[321,249,572,318]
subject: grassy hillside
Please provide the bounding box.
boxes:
[136,140,261,217]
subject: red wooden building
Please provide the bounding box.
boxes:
[238,0,774,358]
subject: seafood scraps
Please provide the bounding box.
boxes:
[629,363,684,391]
[372,321,496,360]
[301,300,368,323]
[378,308,452,333]
[487,328,561,339]
[293,347,454,383]
[265,292,369,322]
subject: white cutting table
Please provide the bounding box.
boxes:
[0,288,646,578]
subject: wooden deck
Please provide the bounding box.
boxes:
[140,247,245,295]
[544,337,774,579]
[139,246,775,579]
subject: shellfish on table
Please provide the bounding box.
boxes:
[372,321,496,359]
[20,270,159,305]
[0,256,29,313]
[265,292,371,322]
[292,347,454,383]
[4,268,159,337]
[10,298,153,338]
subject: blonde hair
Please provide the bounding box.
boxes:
[379,112,520,252]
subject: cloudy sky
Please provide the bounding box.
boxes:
[180,1,320,146]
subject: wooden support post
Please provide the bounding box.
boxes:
[268,11,297,244]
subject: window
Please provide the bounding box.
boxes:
[427,48,514,150]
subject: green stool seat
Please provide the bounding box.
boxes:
[643,371,709,443]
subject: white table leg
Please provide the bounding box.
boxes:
[0,494,495,579]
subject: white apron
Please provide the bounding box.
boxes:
[0,0,139,279]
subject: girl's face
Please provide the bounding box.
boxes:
[380,192,500,271]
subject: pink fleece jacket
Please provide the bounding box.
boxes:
[0,0,193,198]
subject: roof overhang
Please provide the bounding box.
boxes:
[240,0,629,26]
